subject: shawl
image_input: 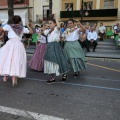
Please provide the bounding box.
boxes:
[9,24,23,37]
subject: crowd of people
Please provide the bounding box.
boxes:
[0,15,119,87]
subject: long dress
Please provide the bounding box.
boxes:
[29,35,47,71]
[0,24,29,78]
[63,28,86,73]
[44,27,69,76]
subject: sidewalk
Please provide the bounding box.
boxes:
[26,39,120,59]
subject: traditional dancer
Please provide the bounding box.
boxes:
[63,19,86,78]
[44,14,69,84]
[0,15,33,87]
[29,31,47,71]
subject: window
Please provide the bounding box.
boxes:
[14,0,24,4]
[43,6,49,21]
[103,0,114,9]
[83,2,93,10]
[65,3,73,11]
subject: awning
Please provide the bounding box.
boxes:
[0,9,28,26]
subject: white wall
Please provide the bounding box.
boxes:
[52,0,61,20]
[33,0,49,21]
[33,0,61,21]
[0,9,28,26]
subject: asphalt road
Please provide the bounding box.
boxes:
[0,56,120,120]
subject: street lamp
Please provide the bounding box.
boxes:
[80,0,84,23]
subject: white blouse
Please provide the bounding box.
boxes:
[44,29,50,36]
[3,24,29,40]
[63,28,80,41]
[36,28,40,33]
[37,35,47,43]
[47,27,60,42]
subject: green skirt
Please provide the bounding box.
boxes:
[64,40,86,72]
[44,42,69,76]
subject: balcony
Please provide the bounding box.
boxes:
[60,9,118,21]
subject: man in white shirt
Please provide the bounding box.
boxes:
[86,26,98,52]
[98,23,106,41]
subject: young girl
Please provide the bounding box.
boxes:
[43,14,69,83]
[63,19,86,78]
[0,15,33,87]
[29,31,47,71]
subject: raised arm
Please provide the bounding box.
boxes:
[79,22,86,32]
[26,23,33,34]
[76,21,86,32]
[41,20,46,31]
[54,14,60,30]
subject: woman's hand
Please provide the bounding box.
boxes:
[26,23,30,27]
[53,13,57,20]
[26,22,33,34]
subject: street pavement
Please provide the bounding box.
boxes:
[0,56,120,120]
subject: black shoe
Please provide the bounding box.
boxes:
[74,73,79,78]
[86,49,90,52]
[61,74,68,82]
[47,78,56,84]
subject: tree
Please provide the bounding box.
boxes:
[7,0,14,20]
[49,0,52,15]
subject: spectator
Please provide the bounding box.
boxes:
[115,24,120,46]
[93,23,98,32]
[79,31,87,48]
[35,25,40,33]
[85,25,90,34]
[113,23,119,31]
[60,23,65,34]
[98,23,106,41]
[113,23,119,38]
[86,26,98,52]
[22,33,32,48]
[22,23,32,48]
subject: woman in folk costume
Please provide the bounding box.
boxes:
[29,30,47,71]
[44,14,69,84]
[0,15,33,87]
[63,19,86,78]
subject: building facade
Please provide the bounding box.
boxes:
[60,0,120,27]
[0,0,32,25]
[31,0,120,29]
[0,0,120,27]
